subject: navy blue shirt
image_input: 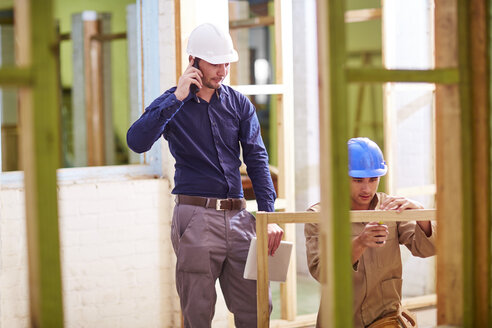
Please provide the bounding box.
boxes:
[127,85,276,212]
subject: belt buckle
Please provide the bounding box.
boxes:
[216,199,225,211]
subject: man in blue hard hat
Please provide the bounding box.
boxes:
[304,137,436,328]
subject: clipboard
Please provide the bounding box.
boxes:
[243,237,293,282]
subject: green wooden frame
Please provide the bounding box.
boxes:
[1,1,64,327]
[318,0,490,327]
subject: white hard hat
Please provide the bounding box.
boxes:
[186,23,239,64]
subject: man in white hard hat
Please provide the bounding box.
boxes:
[127,23,283,327]
[304,137,436,328]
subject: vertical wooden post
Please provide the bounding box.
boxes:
[15,0,64,326]
[72,12,113,167]
[274,0,296,321]
[317,0,352,327]
[256,212,270,328]
[435,0,464,325]
[465,0,490,326]
[84,17,105,166]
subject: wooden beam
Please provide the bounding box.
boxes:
[346,67,460,84]
[91,32,126,41]
[464,0,490,326]
[274,0,296,321]
[0,66,33,86]
[16,0,64,326]
[402,294,437,310]
[229,16,275,30]
[345,8,382,23]
[174,0,182,81]
[256,211,270,328]
[84,17,105,166]
[316,0,336,326]
[258,209,436,224]
[435,0,464,326]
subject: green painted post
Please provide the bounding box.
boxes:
[327,0,353,327]
[24,0,64,326]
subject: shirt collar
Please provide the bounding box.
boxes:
[186,85,229,104]
[368,193,379,210]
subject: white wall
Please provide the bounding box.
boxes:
[292,0,320,277]
[0,177,182,328]
[383,0,436,297]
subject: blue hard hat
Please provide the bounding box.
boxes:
[348,137,387,178]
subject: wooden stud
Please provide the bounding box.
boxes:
[323,0,353,326]
[468,0,490,326]
[174,0,182,81]
[256,212,270,327]
[84,18,105,166]
[346,67,460,84]
[274,0,296,322]
[435,0,463,326]
[15,0,64,326]
[315,0,335,326]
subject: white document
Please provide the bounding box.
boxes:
[243,237,293,282]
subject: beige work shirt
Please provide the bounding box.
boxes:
[304,192,436,328]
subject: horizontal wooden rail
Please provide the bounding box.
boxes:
[258,208,436,224]
[230,16,275,29]
[0,67,33,86]
[345,8,382,23]
[346,67,460,84]
[256,209,436,327]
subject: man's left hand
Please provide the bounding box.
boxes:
[267,223,284,256]
[379,196,423,212]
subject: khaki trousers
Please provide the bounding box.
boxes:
[171,202,271,328]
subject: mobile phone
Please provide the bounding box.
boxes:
[190,58,200,94]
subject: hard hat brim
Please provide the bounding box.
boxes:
[191,50,239,65]
[349,167,387,178]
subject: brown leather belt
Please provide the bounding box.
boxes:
[176,195,246,211]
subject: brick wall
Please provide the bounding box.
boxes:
[0,177,184,327]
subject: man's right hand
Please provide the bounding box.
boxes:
[357,222,389,247]
[352,222,388,264]
[174,58,203,101]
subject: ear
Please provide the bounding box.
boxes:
[188,55,193,63]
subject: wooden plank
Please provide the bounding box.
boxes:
[229,16,275,30]
[402,294,437,310]
[0,66,32,86]
[91,32,126,41]
[84,18,105,166]
[315,0,335,326]
[346,67,460,84]
[345,8,382,23]
[435,0,463,325]
[260,209,436,224]
[174,0,181,81]
[468,0,490,326]
[275,0,296,321]
[16,0,64,326]
[256,212,270,328]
